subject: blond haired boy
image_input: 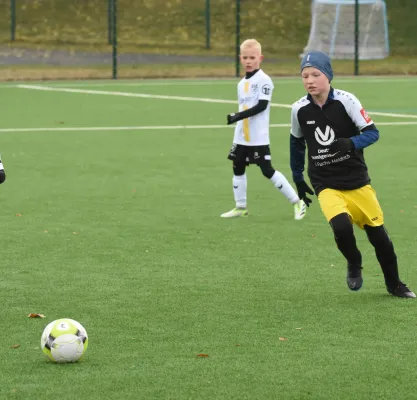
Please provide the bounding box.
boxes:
[222,39,306,220]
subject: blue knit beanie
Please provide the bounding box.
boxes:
[300,51,333,81]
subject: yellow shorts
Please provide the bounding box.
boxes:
[318,185,384,229]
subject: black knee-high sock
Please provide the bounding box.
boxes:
[329,213,362,267]
[364,225,399,286]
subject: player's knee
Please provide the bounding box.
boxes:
[233,162,245,176]
[330,213,353,239]
[365,225,397,263]
[365,225,394,250]
[0,170,5,184]
[259,163,275,179]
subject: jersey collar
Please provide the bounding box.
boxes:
[307,87,335,106]
[245,69,260,79]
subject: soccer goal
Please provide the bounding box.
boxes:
[302,0,389,60]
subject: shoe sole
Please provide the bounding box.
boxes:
[220,213,248,218]
[387,291,416,298]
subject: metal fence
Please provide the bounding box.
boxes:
[0,0,416,81]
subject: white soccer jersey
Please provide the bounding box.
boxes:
[233,69,274,146]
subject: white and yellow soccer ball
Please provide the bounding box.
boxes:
[40,318,88,363]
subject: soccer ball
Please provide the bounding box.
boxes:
[40,318,88,363]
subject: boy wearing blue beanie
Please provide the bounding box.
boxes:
[290,51,414,298]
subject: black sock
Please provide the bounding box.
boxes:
[364,225,400,287]
[330,213,362,267]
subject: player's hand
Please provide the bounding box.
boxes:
[295,181,314,207]
[227,113,239,125]
[329,138,354,154]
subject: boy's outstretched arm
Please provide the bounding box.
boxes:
[290,105,308,183]
[290,103,313,206]
[226,100,269,125]
[290,134,306,183]
[290,134,314,206]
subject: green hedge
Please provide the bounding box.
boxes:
[0,0,415,56]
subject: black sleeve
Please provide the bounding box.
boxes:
[233,100,269,122]
[290,134,306,183]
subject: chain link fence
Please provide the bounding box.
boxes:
[0,0,416,81]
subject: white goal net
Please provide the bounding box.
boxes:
[302,0,389,60]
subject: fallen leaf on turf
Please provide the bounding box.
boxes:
[235,344,241,347]
[197,353,209,357]
[16,213,22,217]
[28,313,45,318]
[72,232,79,235]
[11,344,20,349]
[279,337,288,341]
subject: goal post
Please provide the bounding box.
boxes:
[302,0,389,60]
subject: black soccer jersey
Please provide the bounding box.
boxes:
[291,88,374,194]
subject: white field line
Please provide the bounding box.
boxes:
[18,84,289,107]
[1,121,417,133]
[17,84,417,119]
